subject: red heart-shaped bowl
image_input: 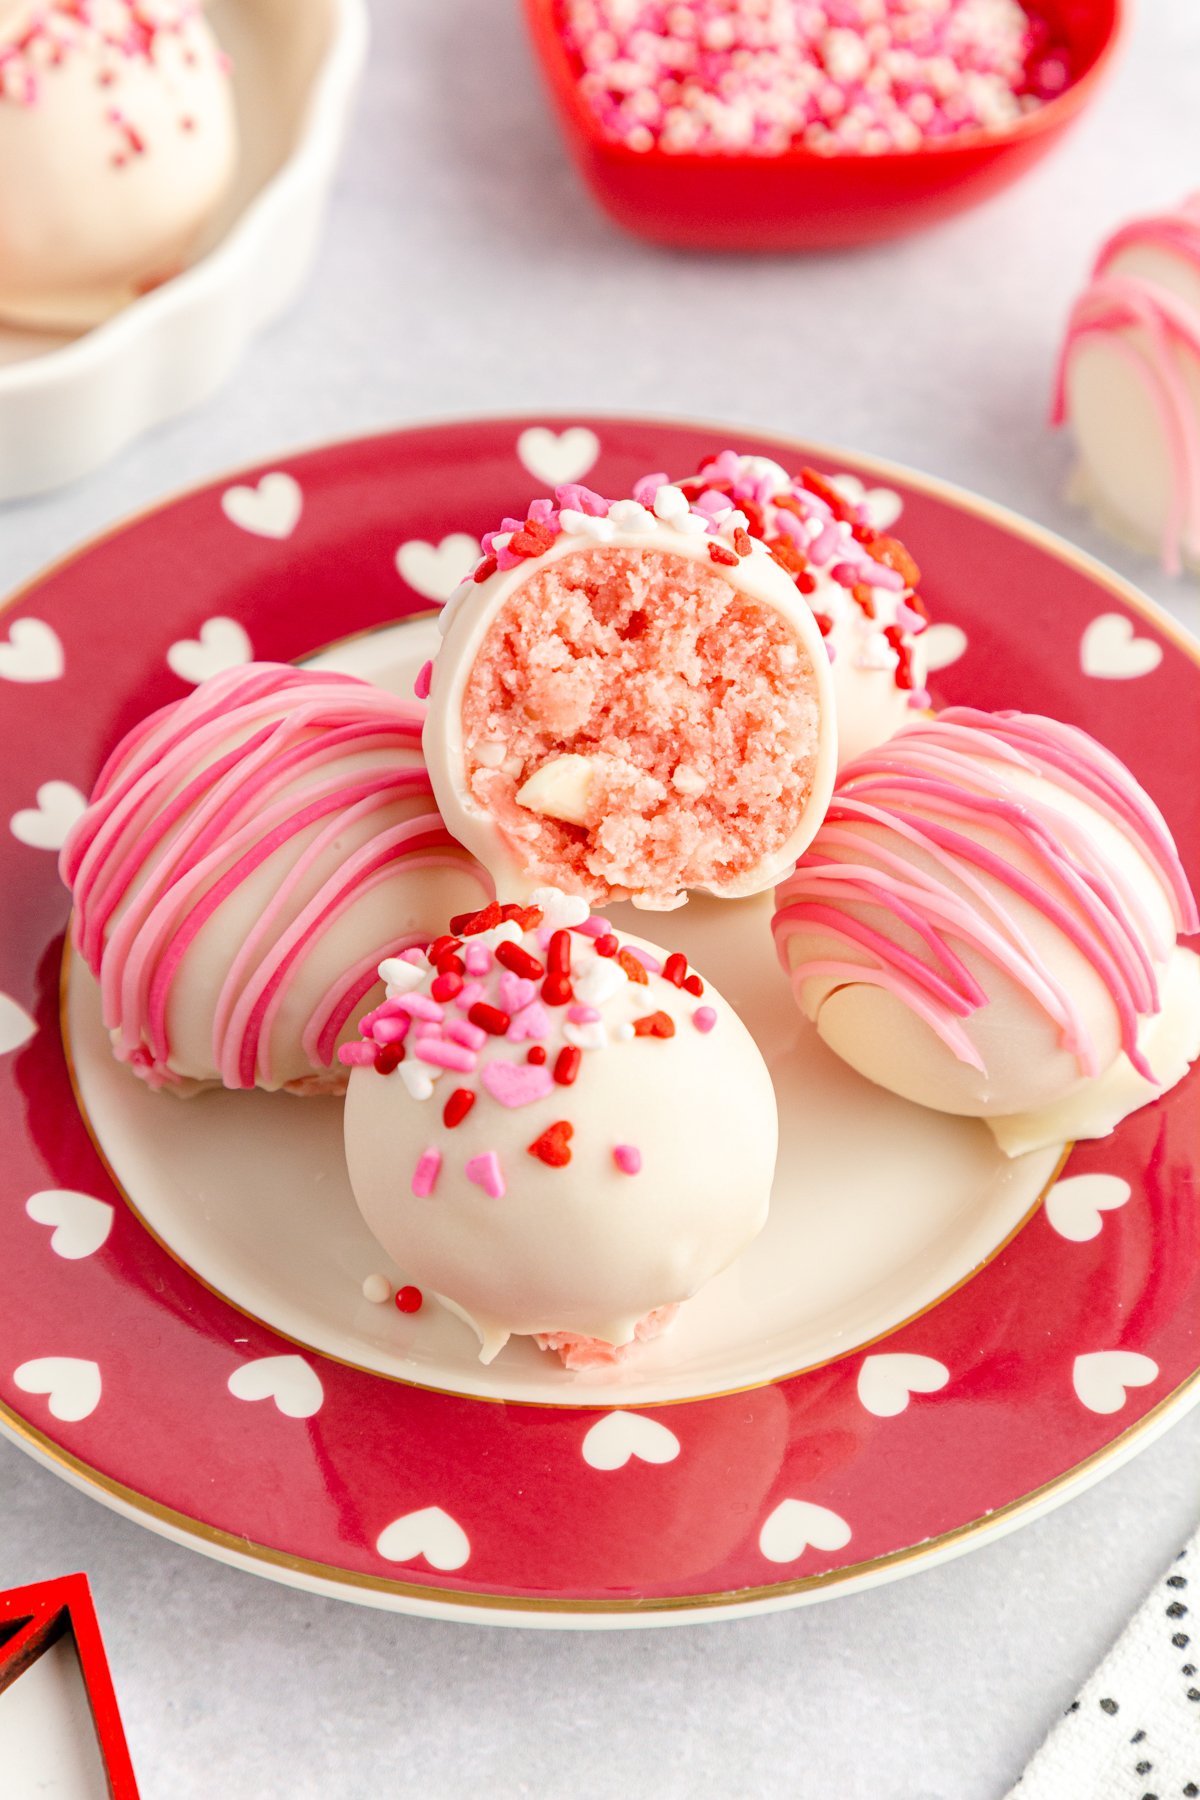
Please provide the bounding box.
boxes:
[523,0,1124,251]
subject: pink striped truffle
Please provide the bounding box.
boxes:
[772,710,1198,1121]
[60,663,491,1094]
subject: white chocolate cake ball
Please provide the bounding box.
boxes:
[1054,194,1200,574]
[60,665,491,1094]
[640,451,932,766]
[0,0,237,330]
[423,479,837,912]
[772,710,1198,1127]
[342,891,777,1365]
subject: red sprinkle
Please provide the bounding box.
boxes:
[509,517,556,559]
[708,540,740,567]
[451,900,501,936]
[502,903,544,929]
[547,930,573,976]
[594,934,619,958]
[618,949,649,985]
[473,555,497,584]
[683,972,705,997]
[541,973,573,1007]
[468,1002,511,1036]
[434,952,466,977]
[428,935,462,965]
[733,527,753,558]
[496,941,545,980]
[528,1121,574,1167]
[632,1010,676,1039]
[527,1045,548,1065]
[431,971,463,1002]
[395,1285,424,1314]
[662,951,688,988]
[443,1088,476,1129]
[374,1044,404,1073]
[554,1045,582,1086]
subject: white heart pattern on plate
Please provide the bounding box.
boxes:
[227,1355,324,1420]
[0,993,36,1055]
[581,1410,681,1471]
[220,471,303,540]
[10,781,86,851]
[1080,613,1163,680]
[25,1190,114,1261]
[167,616,253,686]
[920,622,969,673]
[1072,1350,1158,1415]
[828,472,904,531]
[376,1506,470,1571]
[856,1353,949,1418]
[395,533,480,602]
[1044,1173,1132,1244]
[517,426,600,487]
[0,618,64,684]
[14,1356,102,1422]
[759,1499,852,1565]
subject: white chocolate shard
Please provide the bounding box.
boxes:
[515,755,596,827]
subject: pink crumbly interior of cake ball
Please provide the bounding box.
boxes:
[461,547,820,902]
[534,1305,680,1371]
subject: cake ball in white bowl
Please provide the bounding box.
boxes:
[638,450,932,766]
[0,0,237,330]
[341,890,777,1366]
[1054,194,1200,575]
[423,479,837,912]
[772,710,1200,1152]
[60,664,491,1094]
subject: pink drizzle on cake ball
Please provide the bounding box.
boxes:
[61,663,491,1094]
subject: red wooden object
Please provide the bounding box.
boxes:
[523,0,1125,250]
[0,1573,139,1799]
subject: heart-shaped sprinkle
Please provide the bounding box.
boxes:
[465,1151,505,1198]
[498,972,537,1015]
[481,1060,554,1107]
[507,1001,551,1043]
[529,1121,573,1167]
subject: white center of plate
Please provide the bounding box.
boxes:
[64,621,1064,1406]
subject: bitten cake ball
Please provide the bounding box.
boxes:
[772,711,1198,1128]
[639,451,931,766]
[424,481,837,911]
[0,0,237,331]
[61,665,491,1094]
[1054,194,1200,575]
[342,890,777,1365]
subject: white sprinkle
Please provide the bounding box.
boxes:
[529,887,592,931]
[379,957,426,994]
[362,1274,392,1305]
[652,483,690,523]
[563,1018,609,1051]
[398,1062,438,1101]
[606,499,655,533]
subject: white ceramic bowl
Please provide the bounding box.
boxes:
[0,0,368,499]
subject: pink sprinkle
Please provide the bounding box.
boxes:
[498,971,537,1014]
[625,946,661,974]
[909,687,933,709]
[568,1004,601,1024]
[829,561,864,589]
[399,948,427,967]
[411,1147,442,1198]
[464,944,493,976]
[894,601,927,633]
[415,1038,478,1073]
[613,1144,642,1175]
[507,1000,551,1043]
[693,1007,718,1033]
[575,915,609,938]
[338,1041,377,1067]
[465,1150,505,1199]
[373,1016,410,1046]
[397,993,443,1022]
[445,1018,488,1050]
[809,522,842,564]
[455,981,488,1011]
[414,660,433,700]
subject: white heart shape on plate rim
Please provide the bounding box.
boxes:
[581,1410,681,1471]
[856,1353,949,1418]
[1045,1173,1132,1244]
[395,533,480,602]
[759,1498,852,1565]
[0,618,64,684]
[1072,1349,1158,1415]
[220,471,303,540]
[227,1354,324,1419]
[0,993,36,1055]
[517,425,600,487]
[828,472,904,530]
[376,1506,470,1571]
[1080,613,1163,680]
[25,1190,114,1261]
[920,622,969,673]
[167,617,253,686]
[10,780,86,851]
[14,1356,102,1422]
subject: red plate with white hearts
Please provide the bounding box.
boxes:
[1,417,1198,1627]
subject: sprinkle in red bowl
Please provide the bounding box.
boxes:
[523,0,1124,248]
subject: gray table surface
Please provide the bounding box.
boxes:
[2,2,1199,1795]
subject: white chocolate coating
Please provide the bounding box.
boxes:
[343,912,777,1361]
[0,0,237,330]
